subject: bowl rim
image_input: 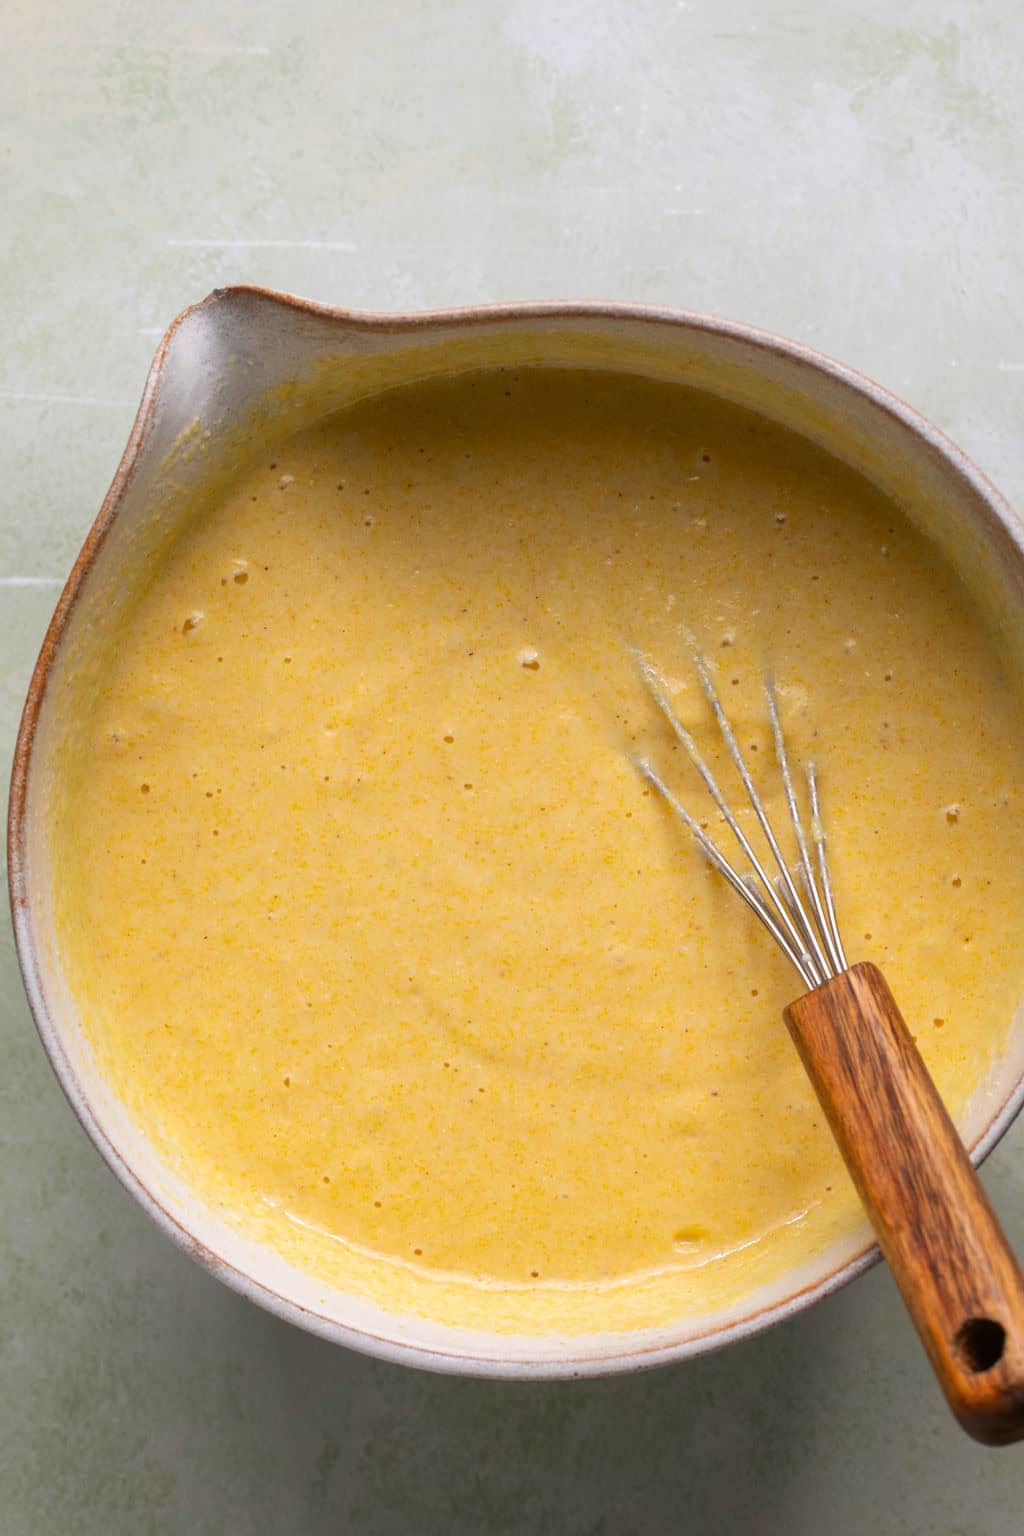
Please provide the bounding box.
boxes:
[9,286,1024,1378]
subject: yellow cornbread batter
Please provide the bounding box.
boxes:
[54,368,1024,1334]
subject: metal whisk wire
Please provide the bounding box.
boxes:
[633,649,848,991]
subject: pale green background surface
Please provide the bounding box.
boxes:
[3,1,1024,1530]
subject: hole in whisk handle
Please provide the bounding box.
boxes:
[955,1318,1007,1374]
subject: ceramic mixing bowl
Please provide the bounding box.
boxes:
[9,289,1024,1376]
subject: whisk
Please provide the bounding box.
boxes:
[634,645,1024,1446]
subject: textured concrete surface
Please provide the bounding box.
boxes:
[4,1,1024,1530]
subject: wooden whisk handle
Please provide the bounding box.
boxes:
[784,961,1024,1445]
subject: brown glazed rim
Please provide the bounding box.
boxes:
[9,288,1024,1377]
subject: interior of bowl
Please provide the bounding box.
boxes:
[11,291,1024,1376]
